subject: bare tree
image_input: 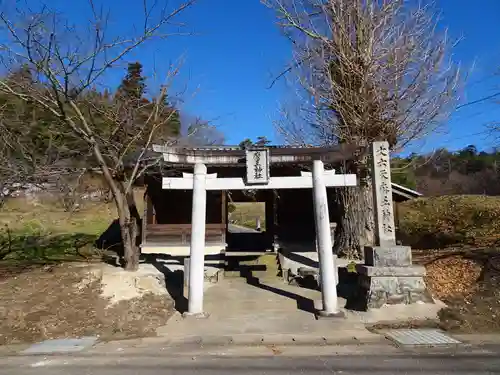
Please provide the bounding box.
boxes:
[181,117,226,146]
[0,0,196,270]
[264,0,462,257]
[0,117,38,203]
[0,91,66,204]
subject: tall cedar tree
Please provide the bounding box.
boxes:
[116,63,180,142]
[117,62,146,103]
[162,90,181,137]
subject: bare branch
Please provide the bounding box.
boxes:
[266,0,463,150]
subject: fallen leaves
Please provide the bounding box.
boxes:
[425,255,481,300]
[422,249,500,332]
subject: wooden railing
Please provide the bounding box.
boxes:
[144,224,226,245]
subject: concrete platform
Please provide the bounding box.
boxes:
[157,277,444,346]
[139,256,223,281]
[157,278,369,344]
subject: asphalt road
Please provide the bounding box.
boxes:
[3,348,500,375]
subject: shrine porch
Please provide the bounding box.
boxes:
[141,223,226,258]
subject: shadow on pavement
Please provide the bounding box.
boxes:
[245,275,317,316]
[141,254,188,314]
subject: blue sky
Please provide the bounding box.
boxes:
[431,0,500,153]
[27,0,500,153]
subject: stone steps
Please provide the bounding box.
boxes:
[224,253,280,279]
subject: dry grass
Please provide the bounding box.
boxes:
[400,196,500,332]
[399,195,500,249]
[3,191,500,339]
[0,188,144,261]
[0,263,174,345]
[436,251,500,333]
[413,247,500,333]
[0,188,145,234]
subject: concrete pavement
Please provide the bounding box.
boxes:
[2,324,500,374]
[157,277,379,345]
[156,277,444,346]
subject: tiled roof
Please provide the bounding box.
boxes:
[152,143,365,165]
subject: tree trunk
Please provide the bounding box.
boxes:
[333,157,375,259]
[90,143,141,271]
[122,214,140,271]
[114,190,141,271]
[126,190,142,230]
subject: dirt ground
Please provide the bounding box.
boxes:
[413,247,500,333]
[0,262,175,345]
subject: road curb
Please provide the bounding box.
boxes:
[0,333,390,357]
[156,333,388,348]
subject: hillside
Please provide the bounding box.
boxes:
[399,195,500,333]
[392,145,500,196]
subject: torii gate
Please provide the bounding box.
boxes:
[161,149,358,318]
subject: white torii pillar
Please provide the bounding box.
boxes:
[186,163,208,317]
[312,160,343,318]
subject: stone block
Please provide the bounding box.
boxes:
[356,265,426,277]
[386,293,406,305]
[408,289,434,304]
[352,266,433,310]
[184,258,222,285]
[364,245,412,267]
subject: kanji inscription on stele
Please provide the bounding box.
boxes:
[371,141,396,246]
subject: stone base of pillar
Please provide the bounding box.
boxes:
[182,311,210,319]
[352,245,434,310]
[316,310,345,319]
[355,264,434,309]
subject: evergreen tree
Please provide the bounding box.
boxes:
[239,138,253,149]
[117,62,146,103]
[239,136,271,149]
[255,136,271,146]
[160,91,181,137]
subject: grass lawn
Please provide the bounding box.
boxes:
[229,202,266,229]
[0,189,144,263]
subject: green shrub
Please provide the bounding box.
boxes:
[227,203,236,213]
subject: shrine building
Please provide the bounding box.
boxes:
[140,144,420,258]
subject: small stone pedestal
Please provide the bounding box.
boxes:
[316,310,345,319]
[182,311,210,319]
[356,245,433,309]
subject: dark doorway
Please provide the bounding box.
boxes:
[226,201,271,252]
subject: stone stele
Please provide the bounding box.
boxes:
[353,142,433,309]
